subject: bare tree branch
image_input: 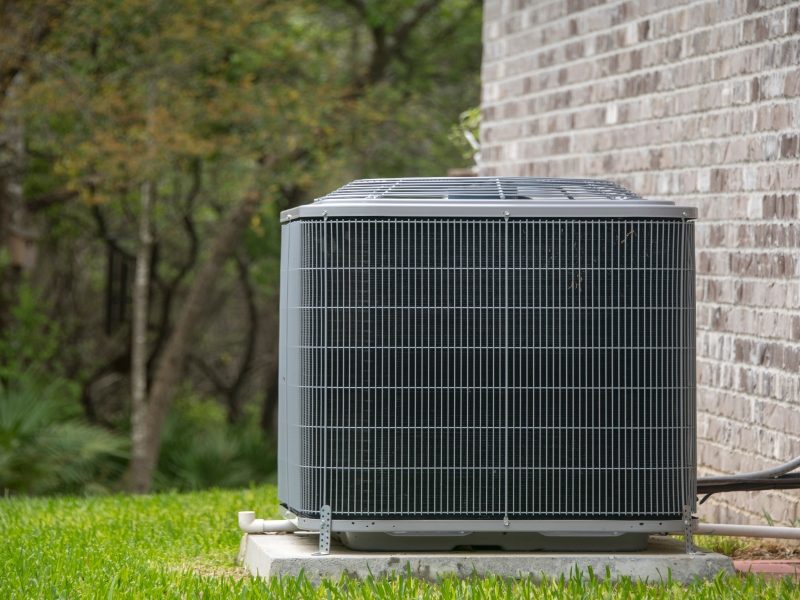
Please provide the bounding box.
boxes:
[92,205,134,260]
[340,0,369,20]
[186,253,258,423]
[343,0,443,91]
[27,188,80,211]
[147,159,202,376]
[79,351,130,425]
[226,253,259,422]
[392,0,440,48]
[126,182,265,492]
[188,354,229,394]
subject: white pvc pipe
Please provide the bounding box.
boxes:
[238,511,298,534]
[696,523,800,540]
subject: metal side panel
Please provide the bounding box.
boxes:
[277,224,290,505]
[280,222,304,510]
[688,223,698,513]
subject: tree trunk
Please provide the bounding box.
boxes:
[225,255,258,423]
[126,190,262,493]
[260,364,279,436]
[0,73,27,328]
[128,180,154,492]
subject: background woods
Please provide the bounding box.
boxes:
[0,0,481,494]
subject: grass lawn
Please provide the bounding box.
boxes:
[1,484,797,599]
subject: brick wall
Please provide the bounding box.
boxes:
[481,0,800,525]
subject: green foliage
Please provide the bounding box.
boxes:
[0,287,127,496]
[694,535,750,557]
[449,107,481,163]
[0,376,128,495]
[26,0,347,204]
[156,397,275,491]
[1,485,797,598]
[4,0,483,499]
[694,534,800,560]
[245,206,283,293]
[0,283,62,381]
[24,0,482,206]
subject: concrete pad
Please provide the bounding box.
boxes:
[240,532,733,584]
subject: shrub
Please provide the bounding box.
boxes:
[155,396,275,491]
[0,375,128,495]
[0,283,62,383]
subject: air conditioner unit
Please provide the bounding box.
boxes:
[277,177,696,552]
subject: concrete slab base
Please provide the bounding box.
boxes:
[240,533,733,584]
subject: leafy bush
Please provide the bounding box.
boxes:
[156,396,275,491]
[449,106,481,163]
[0,376,128,495]
[0,283,62,382]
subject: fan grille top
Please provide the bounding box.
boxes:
[281,177,693,221]
[316,177,643,202]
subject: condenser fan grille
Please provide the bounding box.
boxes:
[314,177,643,202]
[286,217,696,520]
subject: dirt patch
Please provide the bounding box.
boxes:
[186,563,249,579]
[728,540,800,560]
[164,556,249,580]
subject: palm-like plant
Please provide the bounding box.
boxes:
[155,398,275,491]
[0,377,128,495]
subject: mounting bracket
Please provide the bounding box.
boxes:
[318,504,332,555]
[683,504,697,554]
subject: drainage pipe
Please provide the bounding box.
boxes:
[696,523,800,540]
[238,511,298,534]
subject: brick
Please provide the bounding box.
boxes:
[482,0,800,526]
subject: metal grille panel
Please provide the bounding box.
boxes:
[284,217,695,521]
[316,177,643,202]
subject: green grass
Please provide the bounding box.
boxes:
[1,485,797,598]
[694,535,752,558]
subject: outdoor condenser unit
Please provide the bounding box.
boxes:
[277,177,697,552]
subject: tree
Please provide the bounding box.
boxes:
[0,1,72,328]
[12,0,482,492]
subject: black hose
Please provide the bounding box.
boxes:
[696,453,800,504]
[698,455,800,482]
[697,473,800,504]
